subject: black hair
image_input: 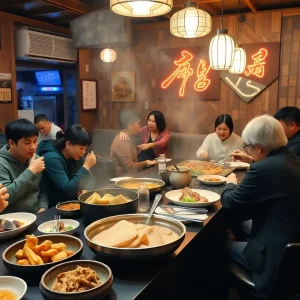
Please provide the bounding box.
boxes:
[34,114,49,124]
[54,125,91,151]
[5,119,38,144]
[119,110,140,129]
[274,106,300,126]
[215,114,234,134]
[147,110,166,133]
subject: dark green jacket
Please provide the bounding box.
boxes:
[0,145,48,213]
[38,140,95,207]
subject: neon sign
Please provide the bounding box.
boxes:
[245,48,268,78]
[194,60,211,92]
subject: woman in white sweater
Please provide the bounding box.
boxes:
[196,114,243,161]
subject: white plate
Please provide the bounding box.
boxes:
[110,176,132,182]
[0,212,36,239]
[38,219,80,235]
[0,276,27,300]
[227,161,250,169]
[197,175,226,186]
[155,206,208,223]
[165,189,220,208]
[155,158,172,162]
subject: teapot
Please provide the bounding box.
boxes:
[167,166,192,189]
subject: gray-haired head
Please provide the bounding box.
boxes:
[119,110,140,130]
[242,114,287,152]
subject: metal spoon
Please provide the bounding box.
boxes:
[1,219,16,231]
[145,194,162,225]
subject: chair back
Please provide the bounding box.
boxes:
[269,243,300,298]
[93,156,116,187]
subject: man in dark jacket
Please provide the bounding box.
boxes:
[274,106,300,157]
[223,115,300,298]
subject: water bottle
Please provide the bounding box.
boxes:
[137,184,150,213]
[158,154,167,173]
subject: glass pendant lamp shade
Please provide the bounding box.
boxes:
[209,29,235,70]
[100,48,117,63]
[170,2,212,38]
[110,0,173,17]
[229,47,247,74]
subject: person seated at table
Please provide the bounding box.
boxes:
[37,125,96,207]
[196,114,243,162]
[0,183,9,213]
[111,110,157,176]
[34,114,63,142]
[0,129,7,147]
[221,114,300,298]
[0,119,48,213]
[120,110,170,161]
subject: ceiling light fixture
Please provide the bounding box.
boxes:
[170,2,212,38]
[100,48,117,63]
[110,0,173,17]
[209,0,235,70]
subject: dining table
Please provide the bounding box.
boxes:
[0,162,247,300]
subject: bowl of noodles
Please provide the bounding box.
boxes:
[78,189,138,225]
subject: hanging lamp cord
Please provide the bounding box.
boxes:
[236,0,241,45]
[221,0,224,29]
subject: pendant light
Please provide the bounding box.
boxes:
[110,0,172,17]
[229,0,247,74]
[209,0,235,70]
[100,48,117,63]
[170,2,212,38]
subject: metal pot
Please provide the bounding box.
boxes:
[167,166,192,189]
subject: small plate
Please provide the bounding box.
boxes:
[155,158,172,162]
[155,206,208,224]
[227,162,250,169]
[0,276,27,299]
[165,189,220,208]
[0,212,36,239]
[110,176,132,182]
[38,219,80,235]
[197,175,226,186]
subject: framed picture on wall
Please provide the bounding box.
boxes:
[0,73,12,103]
[81,79,97,110]
[111,71,135,102]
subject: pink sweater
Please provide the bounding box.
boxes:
[138,126,170,157]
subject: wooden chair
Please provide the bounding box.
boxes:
[228,243,300,300]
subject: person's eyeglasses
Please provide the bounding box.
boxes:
[243,144,251,155]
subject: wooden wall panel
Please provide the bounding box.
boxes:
[278,16,300,109]
[79,11,282,135]
[0,20,17,133]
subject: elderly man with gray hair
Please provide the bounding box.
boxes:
[221,115,300,298]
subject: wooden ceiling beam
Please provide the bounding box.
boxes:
[27,7,65,17]
[173,0,220,8]
[243,0,260,13]
[41,0,89,15]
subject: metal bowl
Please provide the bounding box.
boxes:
[2,234,83,276]
[115,178,165,198]
[56,201,81,218]
[78,189,138,225]
[40,260,113,300]
[84,214,186,261]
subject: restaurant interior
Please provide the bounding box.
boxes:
[0,0,300,299]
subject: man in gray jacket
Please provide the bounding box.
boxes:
[0,119,48,213]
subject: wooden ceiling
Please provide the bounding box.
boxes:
[0,0,300,28]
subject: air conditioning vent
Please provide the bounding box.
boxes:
[15,27,77,63]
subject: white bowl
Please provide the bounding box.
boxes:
[227,161,250,169]
[38,219,80,235]
[165,189,220,208]
[0,212,36,239]
[0,276,27,299]
[197,175,226,186]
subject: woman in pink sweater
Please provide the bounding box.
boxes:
[137,111,170,161]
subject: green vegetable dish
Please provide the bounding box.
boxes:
[180,196,197,203]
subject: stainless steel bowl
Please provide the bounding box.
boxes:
[78,189,138,225]
[84,214,186,261]
[115,178,165,193]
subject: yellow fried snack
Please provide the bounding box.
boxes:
[23,246,44,265]
[51,243,67,252]
[51,250,68,262]
[16,259,30,265]
[34,240,52,254]
[65,250,75,257]
[24,235,38,250]
[85,192,102,204]
[41,249,59,257]
[41,256,51,263]
[16,249,25,260]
